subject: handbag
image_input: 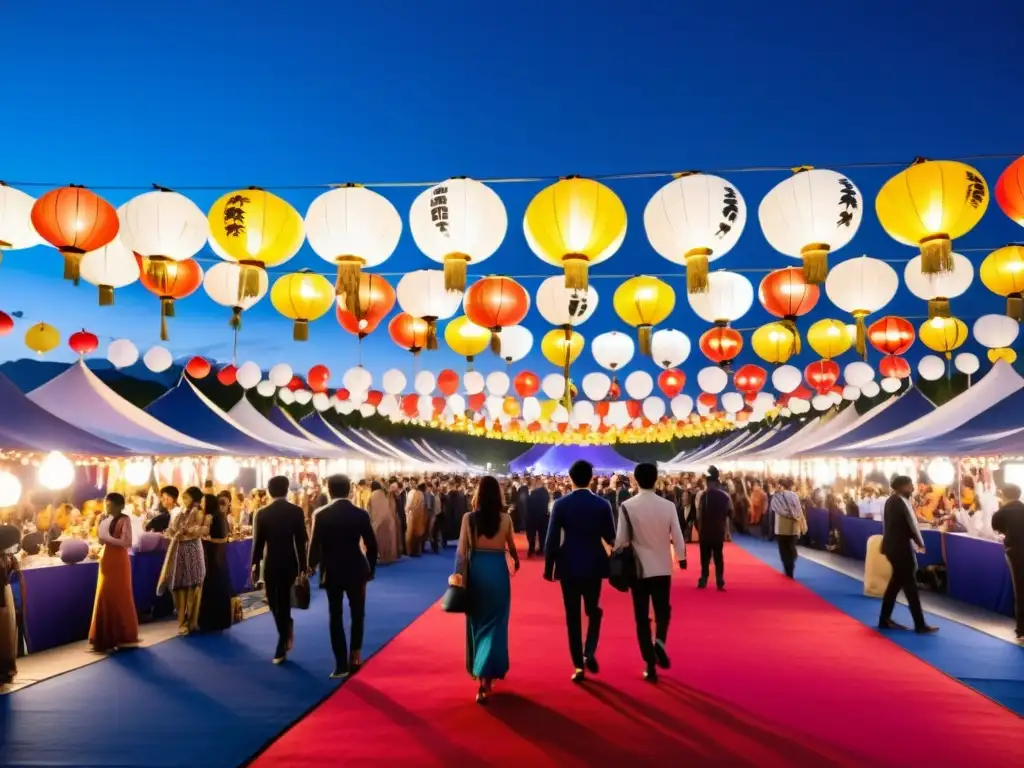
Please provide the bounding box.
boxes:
[609,508,640,592]
[441,515,475,614]
[291,574,311,610]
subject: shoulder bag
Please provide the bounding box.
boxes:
[609,507,640,592]
[291,573,311,610]
[441,514,475,613]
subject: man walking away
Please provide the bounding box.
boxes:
[251,476,308,664]
[308,474,378,678]
[878,475,938,634]
[543,460,616,683]
[618,462,687,683]
[770,477,804,578]
[526,477,551,557]
[991,483,1024,644]
[698,467,730,591]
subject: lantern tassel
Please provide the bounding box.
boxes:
[638,325,653,356]
[237,262,264,302]
[98,285,114,306]
[293,319,309,342]
[425,319,439,350]
[62,250,84,286]
[800,243,829,285]
[159,298,174,341]
[685,247,711,294]
[444,253,470,293]
[490,328,502,355]
[335,255,364,312]
[853,311,868,359]
[783,318,802,355]
[229,306,243,331]
[920,235,953,275]
[928,297,951,319]
[1007,293,1024,321]
[563,254,589,291]
[144,255,170,289]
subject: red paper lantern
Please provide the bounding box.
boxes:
[0,312,13,336]
[996,156,1024,226]
[401,394,419,418]
[286,375,305,392]
[657,369,685,398]
[699,326,743,365]
[464,276,531,353]
[513,371,540,398]
[759,267,820,318]
[307,364,330,393]
[804,359,840,395]
[626,400,642,419]
[335,388,350,402]
[698,393,717,409]
[879,355,911,379]
[388,312,430,353]
[135,255,203,341]
[595,401,610,418]
[468,392,486,412]
[335,273,396,338]
[185,356,211,379]
[68,328,99,356]
[432,396,446,416]
[217,364,237,386]
[733,363,767,396]
[31,185,119,284]
[365,390,383,407]
[867,316,915,356]
[438,369,460,396]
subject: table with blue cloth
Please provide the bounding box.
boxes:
[21,539,254,654]
[837,516,942,567]
[804,507,831,549]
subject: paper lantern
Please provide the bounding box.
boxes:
[312,392,332,412]
[688,271,753,326]
[414,371,436,396]
[658,369,685,398]
[444,315,490,362]
[697,366,728,394]
[185,356,211,379]
[541,329,584,369]
[758,168,862,284]
[973,314,1019,349]
[334,272,396,338]
[644,173,746,293]
[409,177,506,291]
[625,371,654,400]
[535,276,598,329]
[979,245,1024,320]
[880,377,901,394]
[523,176,627,290]
[31,185,119,284]
[733,364,766,396]
[580,372,610,401]
[68,329,98,357]
[143,346,172,373]
[806,319,852,360]
[842,385,861,401]
[591,331,634,371]
[752,322,796,366]
[463,276,530,353]
[0,184,42,257]
[824,256,899,357]
[136,255,203,341]
[464,371,485,395]
[613,275,675,355]
[758,267,819,353]
[236,361,261,390]
[989,348,1017,365]
[0,312,12,336]
[844,360,875,387]
[270,269,334,341]
[382,369,406,396]
[879,355,911,380]
[497,325,533,364]
[671,395,694,419]
[917,355,945,381]
[804,359,840,395]
[919,316,968,359]
[860,380,881,398]
[954,352,980,376]
[269,364,293,388]
[119,188,207,267]
[79,237,139,306]
[306,185,401,310]
[642,396,667,422]
[514,371,540,398]
[699,326,742,366]
[307,365,330,393]
[397,269,464,350]
[388,313,430,354]
[995,156,1024,227]
[867,316,915,356]
[541,373,567,400]
[649,329,691,371]
[203,261,268,331]
[903,253,973,318]
[107,339,138,369]
[25,322,59,355]
[437,369,459,396]
[720,392,744,414]
[876,159,988,275]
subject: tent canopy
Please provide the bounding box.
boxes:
[227,396,341,457]
[508,444,634,475]
[814,388,936,455]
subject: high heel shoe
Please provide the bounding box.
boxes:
[475,684,487,705]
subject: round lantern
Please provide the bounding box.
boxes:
[876,159,988,275]
[388,312,430,354]
[0,312,12,336]
[591,331,635,371]
[919,316,969,359]
[269,364,293,388]
[343,366,372,393]
[973,314,1019,349]
[498,325,533,364]
[307,365,331,393]
[382,369,407,395]
[989,348,1018,365]
[758,267,819,353]
[806,319,852,360]
[270,269,334,341]
[237,362,262,390]
[980,245,1024,320]
[119,189,208,294]
[868,316,915,356]
[68,329,98,357]
[25,322,59,355]
[535,276,598,329]
[697,366,728,394]
[758,168,862,284]
[0,184,42,258]
[995,157,1024,227]
[335,272,396,338]
[217,364,237,387]
[657,369,685,398]
[733,364,767,397]
[613,275,675,355]
[143,346,173,373]
[444,315,491,362]
[644,173,746,293]
[699,326,742,367]
[918,355,946,382]
[688,271,753,329]
[582,372,611,401]
[464,276,530,353]
[435,369,459,396]
[523,176,627,290]
[954,352,980,376]
[79,237,139,306]
[107,339,138,369]
[903,252,973,318]
[204,261,268,330]
[650,329,691,370]
[824,256,899,357]
[31,185,119,284]
[879,355,911,380]
[752,322,797,366]
[464,371,485,395]
[541,328,584,371]
[397,269,464,350]
[771,364,802,394]
[514,371,540,398]
[844,360,875,387]
[542,374,567,400]
[409,177,506,291]
[136,255,203,341]
[186,356,211,379]
[805,359,840,395]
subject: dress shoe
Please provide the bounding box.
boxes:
[643,664,658,683]
[653,640,671,670]
[584,657,599,674]
[716,582,726,591]
[878,619,908,630]
[915,625,939,634]
[330,669,349,679]
[272,654,286,665]
[571,668,586,683]
[697,577,707,589]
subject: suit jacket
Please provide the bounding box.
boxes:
[698,487,732,543]
[252,498,308,584]
[881,493,923,563]
[527,487,550,521]
[308,498,378,589]
[992,499,1024,555]
[544,489,616,582]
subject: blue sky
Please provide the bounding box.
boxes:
[1,1,1022,388]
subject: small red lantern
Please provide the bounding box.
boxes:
[307,365,330,393]
[595,401,610,418]
[879,355,911,379]
[464,276,531,354]
[432,396,446,416]
[657,369,685,398]
[0,312,13,336]
[31,185,119,284]
[217,364,237,386]
[804,359,840,395]
[734,363,767,396]
[401,394,419,418]
[388,312,430,354]
[699,326,743,366]
[438,369,460,396]
[335,273,396,339]
[185,357,211,379]
[335,388,350,402]
[867,316,915,356]
[468,392,486,412]
[759,267,819,353]
[136,255,203,341]
[513,371,540,398]
[366,390,384,407]
[68,329,99,357]
[698,393,717,409]
[286,375,305,392]
[996,156,1024,226]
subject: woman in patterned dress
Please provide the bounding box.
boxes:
[158,486,208,634]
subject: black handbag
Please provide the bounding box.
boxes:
[609,508,639,592]
[291,574,311,610]
[441,515,475,614]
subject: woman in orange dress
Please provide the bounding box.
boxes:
[89,493,140,653]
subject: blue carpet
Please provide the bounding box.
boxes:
[0,553,452,768]
[733,536,1024,717]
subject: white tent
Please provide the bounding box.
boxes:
[227,396,350,458]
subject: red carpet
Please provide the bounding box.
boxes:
[252,542,1024,767]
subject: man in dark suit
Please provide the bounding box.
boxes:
[543,460,617,683]
[308,474,378,678]
[526,477,551,557]
[251,475,308,664]
[992,483,1024,644]
[515,479,530,536]
[698,467,731,590]
[879,475,938,634]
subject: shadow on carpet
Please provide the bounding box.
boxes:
[0,553,453,768]
[733,535,1024,717]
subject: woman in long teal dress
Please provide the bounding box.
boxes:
[454,475,520,704]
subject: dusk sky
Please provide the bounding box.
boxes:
[2,1,1023,387]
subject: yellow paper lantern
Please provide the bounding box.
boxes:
[444,315,491,362]
[503,396,520,418]
[270,269,334,341]
[919,316,968,359]
[875,159,988,275]
[612,275,675,356]
[24,322,59,356]
[541,328,584,368]
[539,399,559,422]
[989,347,1017,365]
[806,319,852,360]
[751,322,796,365]
[524,176,626,291]
[980,245,1024,320]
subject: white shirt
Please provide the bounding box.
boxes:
[615,490,686,578]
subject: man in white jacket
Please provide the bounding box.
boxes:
[616,463,687,683]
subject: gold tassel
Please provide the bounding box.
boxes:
[144,255,170,287]
[920,235,953,275]
[335,255,364,312]
[928,297,951,319]
[99,285,114,306]
[638,325,653,356]
[490,329,502,355]
[159,298,173,341]
[800,243,829,285]
[853,311,868,359]
[1007,293,1023,321]
[62,250,84,285]
[293,319,309,342]
[685,248,711,294]
[563,254,589,290]
[230,306,242,330]
[783,318,801,356]
[162,297,176,318]
[425,319,439,350]
[238,262,263,302]
[561,353,572,410]
[444,253,470,292]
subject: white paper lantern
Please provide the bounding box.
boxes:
[463,370,485,395]
[954,352,980,375]
[203,261,269,319]
[607,401,631,428]
[903,253,974,305]
[446,393,466,414]
[918,355,946,381]
[80,237,139,304]
[294,389,312,405]
[572,400,595,423]
[143,346,172,373]
[312,392,332,412]
[551,405,569,424]
[687,271,754,323]
[235,361,262,390]
[498,325,533,363]
[107,339,139,369]
[486,371,510,396]
[535,276,599,326]
[755,392,776,409]
[418,395,434,420]
[256,380,276,397]
[0,185,42,251]
[842,384,861,401]
[880,377,901,393]
[771,364,802,394]
[844,360,875,387]
[213,457,240,485]
[926,458,955,487]
[697,366,728,394]
[118,190,208,261]
[335,400,355,415]
[790,397,811,414]
[375,394,396,417]
[0,471,23,507]
[343,366,372,393]
[720,392,744,414]
[542,373,566,400]
[397,269,464,325]
[973,314,1019,349]
[625,370,654,399]
[825,255,899,324]
[861,380,881,398]
[123,459,153,487]
[591,331,635,371]
[642,396,666,421]
[269,363,293,388]
[696,398,713,417]
[306,185,401,278]
[414,370,436,396]
[650,329,692,370]
[780,407,792,417]
[382,369,406,395]
[38,451,74,490]
[348,388,368,405]
[829,391,843,405]
[359,403,377,418]
[582,372,612,401]
[522,396,541,422]
[278,388,296,405]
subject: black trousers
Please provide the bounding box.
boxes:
[427,512,444,552]
[327,583,366,670]
[560,578,603,669]
[880,552,926,629]
[630,575,672,664]
[699,539,725,585]
[1007,551,1023,638]
[526,515,548,555]
[264,578,294,657]
[777,534,799,577]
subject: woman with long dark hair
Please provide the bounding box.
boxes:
[198,493,234,632]
[452,475,520,704]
